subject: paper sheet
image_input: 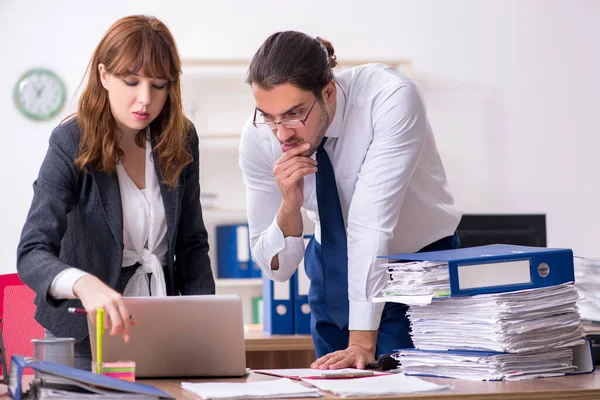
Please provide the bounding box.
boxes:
[302,374,451,397]
[254,368,387,380]
[181,378,321,399]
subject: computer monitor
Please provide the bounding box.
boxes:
[456,214,547,248]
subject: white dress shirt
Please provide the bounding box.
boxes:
[239,63,462,331]
[50,133,168,298]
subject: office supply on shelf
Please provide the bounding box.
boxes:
[88,295,246,378]
[292,236,311,334]
[96,308,103,375]
[251,296,263,325]
[263,276,294,335]
[302,373,451,396]
[375,244,574,304]
[8,355,174,400]
[181,378,322,399]
[216,224,254,278]
[254,368,388,380]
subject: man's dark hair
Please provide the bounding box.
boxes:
[247,31,338,96]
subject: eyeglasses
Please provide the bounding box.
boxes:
[252,97,319,131]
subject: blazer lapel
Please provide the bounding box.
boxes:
[151,136,180,250]
[89,133,180,253]
[91,169,123,246]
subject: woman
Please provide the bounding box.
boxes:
[17,15,214,370]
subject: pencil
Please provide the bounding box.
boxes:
[68,307,135,321]
[96,307,104,375]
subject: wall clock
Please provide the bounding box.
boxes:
[13,68,66,121]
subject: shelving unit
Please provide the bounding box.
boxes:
[215,278,262,288]
[181,58,412,324]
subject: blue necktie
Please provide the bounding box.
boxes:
[316,137,349,322]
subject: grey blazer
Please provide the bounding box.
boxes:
[17,117,215,341]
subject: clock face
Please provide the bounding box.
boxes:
[14,68,66,121]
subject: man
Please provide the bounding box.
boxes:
[239,31,462,369]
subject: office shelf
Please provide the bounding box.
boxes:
[215,278,262,288]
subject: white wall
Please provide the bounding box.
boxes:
[1,0,599,275]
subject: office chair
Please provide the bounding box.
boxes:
[0,273,44,381]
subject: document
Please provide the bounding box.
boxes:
[574,256,600,322]
[254,368,388,380]
[302,373,451,397]
[374,261,450,305]
[405,283,585,353]
[181,378,322,399]
[398,347,576,381]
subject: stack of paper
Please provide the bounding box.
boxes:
[374,261,450,305]
[397,347,575,381]
[181,379,322,399]
[376,259,587,380]
[574,256,600,322]
[406,283,585,353]
[302,373,451,397]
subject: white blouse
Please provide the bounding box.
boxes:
[49,132,169,299]
[116,134,168,297]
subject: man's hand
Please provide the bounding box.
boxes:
[273,142,316,212]
[310,344,375,370]
[73,275,133,342]
[311,330,378,370]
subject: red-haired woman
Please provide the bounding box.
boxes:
[17,15,214,370]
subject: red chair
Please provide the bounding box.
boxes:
[0,273,44,376]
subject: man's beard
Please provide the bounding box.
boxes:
[305,106,330,157]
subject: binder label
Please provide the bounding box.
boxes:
[297,260,310,296]
[273,281,290,300]
[236,225,250,262]
[457,259,532,290]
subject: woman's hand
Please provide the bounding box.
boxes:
[73,275,133,342]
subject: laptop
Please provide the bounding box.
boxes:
[88,294,247,378]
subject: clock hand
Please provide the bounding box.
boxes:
[30,84,41,98]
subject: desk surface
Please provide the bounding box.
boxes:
[142,371,600,400]
[2,371,599,400]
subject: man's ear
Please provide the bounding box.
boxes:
[322,80,337,104]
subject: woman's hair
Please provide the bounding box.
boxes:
[246,31,337,96]
[74,15,190,189]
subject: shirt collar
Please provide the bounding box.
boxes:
[324,80,346,139]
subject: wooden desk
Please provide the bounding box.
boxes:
[3,372,600,400]
[144,371,600,400]
[244,331,316,369]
